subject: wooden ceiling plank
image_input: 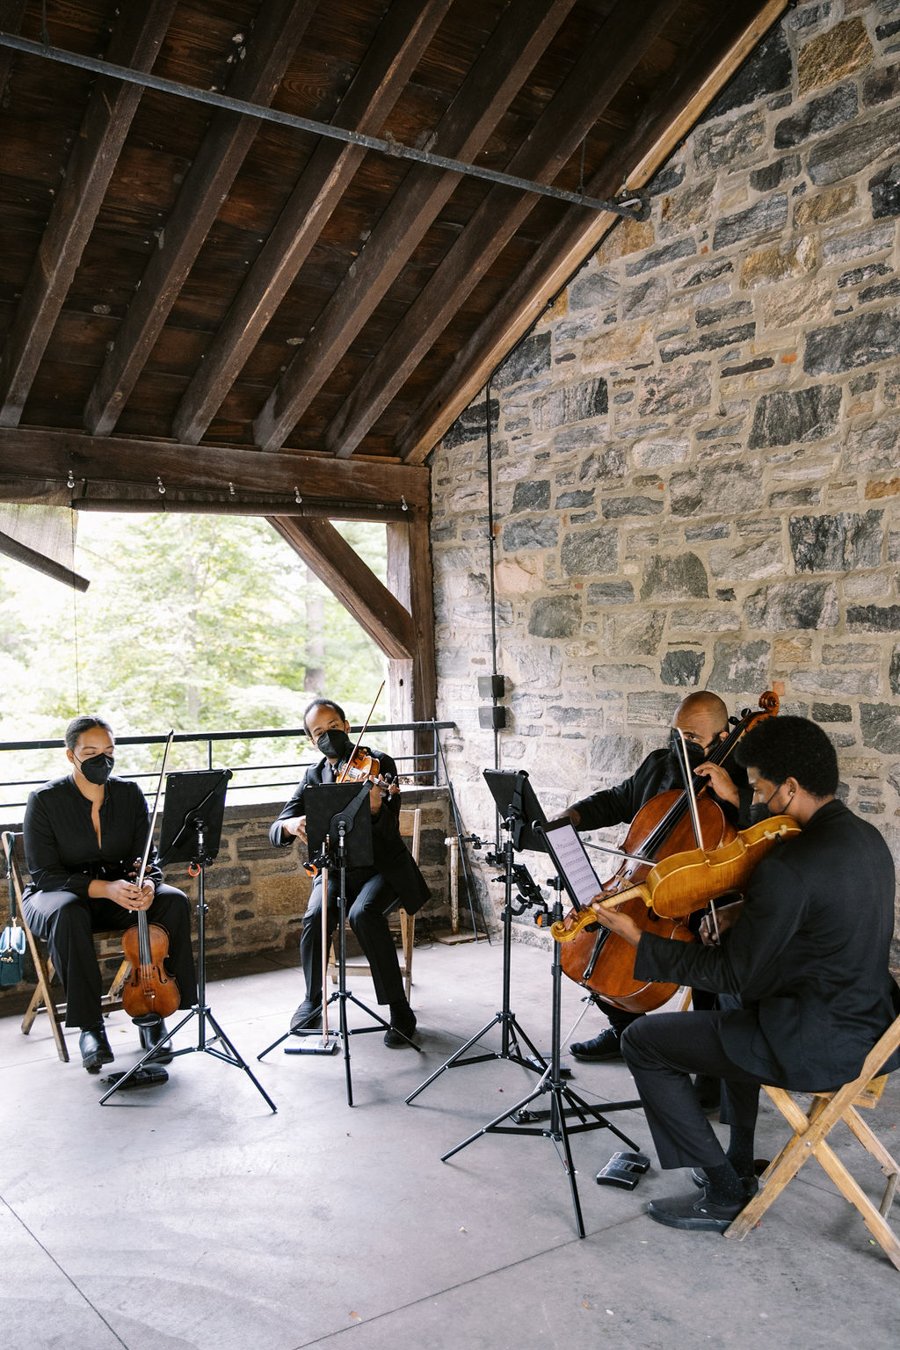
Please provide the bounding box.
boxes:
[0,0,28,105]
[400,0,792,463]
[172,0,453,447]
[82,0,320,438]
[0,426,429,509]
[251,0,578,453]
[322,0,684,461]
[268,515,417,660]
[0,0,178,429]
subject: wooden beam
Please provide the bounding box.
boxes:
[173,0,453,447]
[0,1,177,428]
[0,0,27,105]
[82,0,319,437]
[322,0,682,461]
[268,516,416,660]
[399,0,794,464]
[0,427,429,511]
[252,0,577,453]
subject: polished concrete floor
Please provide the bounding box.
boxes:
[1,936,898,1350]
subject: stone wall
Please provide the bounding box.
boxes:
[430,1,900,957]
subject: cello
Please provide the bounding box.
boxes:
[555,690,781,1013]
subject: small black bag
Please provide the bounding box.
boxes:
[1,832,26,987]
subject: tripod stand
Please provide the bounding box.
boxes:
[100,770,277,1112]
[257,782,421,1106]
[406,779,550,1107]
[441,885,640,1237]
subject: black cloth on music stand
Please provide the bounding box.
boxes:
[483,768,549,853]
[158,769,231,866]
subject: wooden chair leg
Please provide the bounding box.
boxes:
[400,910,415,1002]
[20,942,69,1063]
[106,958,131,1003]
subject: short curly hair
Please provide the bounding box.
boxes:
[302,698,346,737]
[735,715,838,797]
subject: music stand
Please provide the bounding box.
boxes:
[99,768,277,1112]
[406,769,550,1108]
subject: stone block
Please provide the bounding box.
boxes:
[891,646,900,697]
[821,221,895,265]
[632,433,691,468]
[561,527,618,576]
[748,384,842,449]
[705,26,792,117]
[669,464,763,518]
[846,603,900,631]
[584,321,654,367]
[443,397,499,449]
[624,236,696,277]
[536,378,608,427]
[750,156,802,191]
[673,258,734,291]
[639,553,708,601]
[869,163,900,219]
[600,493,664,519]
[494,333,551,389]
[578,444,627,483]
[569,269,620,311]
[556,489,595,510]
[804,307,900,375]
[586,580,634,605]
[843,414,900,475]
[708,639,771,692]
[812,702,852,722]
[863,60,900,107]
[798,17,872,95]
[659,178,716,233]
[775,83,859,150]
[602,610,666,657]
[638,361,712,417]
[860,702,900,753]
[511,479,551,512]
[789,509,884,572]
[590,663,654,686]
[792,183,857,226]
[659,322,755,364]
[713,194,788,249]
[709,536,783,580]
[621,276,668,319]
[745,580,839,630]
[741,235,818,289]
[660,650,705,686]
[502,517,558,552]
[808,103,900,185]
[696,300,753,329]
[528,596,580,639]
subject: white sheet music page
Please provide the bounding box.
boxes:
[544,824,602,909]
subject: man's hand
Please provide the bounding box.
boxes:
[694,761,739,807]
[281,815,308,843]
[700,899,743,946]
[588,896,642,947]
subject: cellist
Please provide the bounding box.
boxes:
[553,691,752,1072]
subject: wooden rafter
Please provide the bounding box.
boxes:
[172,0,452,448]
[82,0,319,438]
[320,0,683,461]
[0,0,177,429]
[399,0,793,464]
[251,0,578,454]
[0,0,27,105]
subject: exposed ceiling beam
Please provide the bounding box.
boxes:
[82,0,319,437]
[0,0,27,104]
[0,0,177,428]
[172,0,453,446]
[400,0,794,464]
[322,0,682,461]
[268,516,417,660]
[0,428,429,512]
[251,0,577,453]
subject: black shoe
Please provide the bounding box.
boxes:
[647,1186,746,1233]
[690,1167,761,1201]
[79,1024,114,1074]
[290,998,323,1033]
[570,1028,621,1061]
[384,1008,417,1048]
[135,1015,174,1065]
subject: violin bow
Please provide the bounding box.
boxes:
[135,730,175,890]
[337,679,385,784]
[672,726,719,941]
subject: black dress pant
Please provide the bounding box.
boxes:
[620,1010,763,1170]
[300,867,403,1005]
[22,884,198,1028]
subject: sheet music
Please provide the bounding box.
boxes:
[544,824,602,908]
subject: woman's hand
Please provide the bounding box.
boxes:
[106,879,152,911]
[588,896,642,947]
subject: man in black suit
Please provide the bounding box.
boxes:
[588,715,900,1232]
[270,697,429,1046]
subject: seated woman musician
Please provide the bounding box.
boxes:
[269,697,429,1047]
[21,715,197,1073]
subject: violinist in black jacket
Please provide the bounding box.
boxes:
[558,691,751,1063]
[270,697,429,1046]
[588,715,900,1233]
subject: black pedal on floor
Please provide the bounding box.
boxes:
[595,1150,651,1189]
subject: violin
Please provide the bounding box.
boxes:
[337,747,400,796]
[550,814,801,943]
[556,689,782,1013]
[121,731,181,1020]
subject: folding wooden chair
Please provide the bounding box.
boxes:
[1,831,131,1064]
[724,1013,900,1271]
[329,806,422,1001]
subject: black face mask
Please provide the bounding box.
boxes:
[77,753,115,785]
[749,782,788,826]
[316,729,354,762]
[670,731,712,768]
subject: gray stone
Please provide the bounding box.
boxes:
[812,702,852,722]
[870,163,900,218]
[838,262,891,289]
[640,553,708,601]
[705,26,792,117]
[789,510,884,572]
[891,646,900,696]
[843,415,900,475]
[669,464,763,518]
[721,356,776,379]
[536,378,608,428]
[556,489,595,510]
[750,156,802,191]
[821,221,896,265]
[625,237,696,277]
[748,385,842,449]
[713,194,788,249]
[793,667,879,696]
[586,580,634,605]
[696,300,753,329]
[774,83,858,149]
[808,103,900,185]
[638,361,712,417]
[494,333,551,388]
[660,323,755,364]
[863,61,900,106]
[590,663,654,686]
[443,397,499,449]
[860,702,900,754]
[673,258,734,291]
[579,444,626,483]
[528,595,580,639]
[847,604,900,631]
[648,163,686,196]
[569,269,620,311]
[708,639,771,692]
[621,276,668,319]
[745,581,839,630]
[804,307,900,375]
[511,479,551,513]
[587,734,644,780]
[561,527,618,576]
[502,517,558,551]
[660,650,705,686]
[601,495,663,518]
[860,278,900,303]
[604,610,666,657]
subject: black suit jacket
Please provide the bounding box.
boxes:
[269,747,430,914]
[570,745,752,832]
[635,799,900,1090]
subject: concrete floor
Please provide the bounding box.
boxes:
[1,936,897,1350]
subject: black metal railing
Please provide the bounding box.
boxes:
[0,721,455,816]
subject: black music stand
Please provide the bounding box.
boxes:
[406,769,550,1108]
[99,768,277,1112]
[257,781,418,1105]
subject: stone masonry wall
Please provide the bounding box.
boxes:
[430,1,900,957]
